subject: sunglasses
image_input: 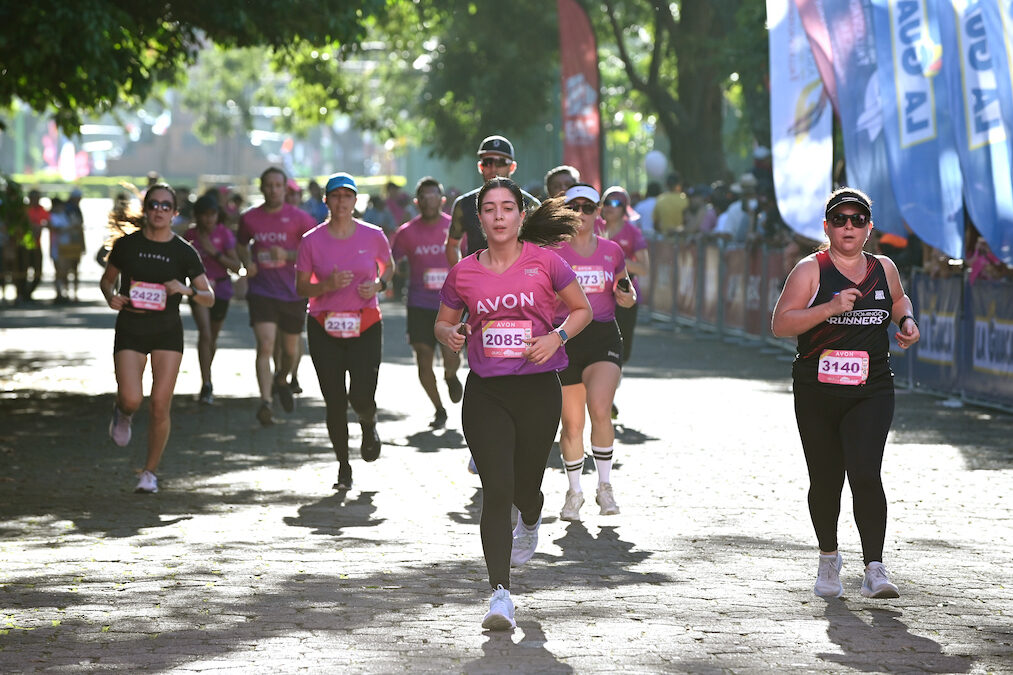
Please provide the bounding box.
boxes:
[568,202,597,215]
[603,198,625,208]
[480,157,511,168]
[828,212,870,227]
[145,200,174,212]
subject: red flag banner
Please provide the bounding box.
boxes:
[557,0,602,190]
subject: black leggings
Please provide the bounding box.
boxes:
[793,385,894,565]
[307,319,382,463]
[615,303,638,363]
[463,370,562,590]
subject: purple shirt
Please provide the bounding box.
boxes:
[554,238,626,323]
[391,213,452,311]
[596,219,648,303]
[184,224,236,301]
[440,241,576,378]
[296,221,392,315]
[238,203,316,302]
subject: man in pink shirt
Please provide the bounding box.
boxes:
[391,177,462,429]
[237,167,317,426]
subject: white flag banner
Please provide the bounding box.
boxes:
[768,0,833,241]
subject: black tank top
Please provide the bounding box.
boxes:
[793,250,894,396]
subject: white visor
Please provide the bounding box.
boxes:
[564,185,601,204]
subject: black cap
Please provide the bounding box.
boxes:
[825,189,872,218]
[477,135,514,160]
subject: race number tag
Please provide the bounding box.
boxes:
[817,349,869,386]
[324,312,362,338]
[129,281,167,311]
[572,265,606,293]
[423,267,448,290]
[481,320,532,358]
[256,249,286,270]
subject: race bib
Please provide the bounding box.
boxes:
[481,320,532,358]
[129,281,167,311]
[817,349,869,386]
[324,312,362,338]
[256,248,287,270]
[572,265,606,293]
[423,267,448,290]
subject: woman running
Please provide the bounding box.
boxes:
[183,195,241,404]
[100,183,215,493]
[556,184,636,521]
[772,188,920,599]
[435,177,592,631]
[296,173,394,491]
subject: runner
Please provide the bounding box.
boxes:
[772,188,920,599]
[435,177,592,631]
[99,183,214,493]
[596,185,650,418]
[556,184,636,521]
[543,165,580,198]
[236,167,316,426]
[391,177,461,429]
[183,196,241,405]
[444,135,540,266]
[295,173,394,490]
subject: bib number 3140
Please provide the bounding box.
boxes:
[817,349,869,386]
[482,320,532,358]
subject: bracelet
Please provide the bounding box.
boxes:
[899,315,917,330]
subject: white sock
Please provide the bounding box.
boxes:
[564,457,584,493]
[592,445,613,485]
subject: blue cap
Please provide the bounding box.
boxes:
[325,172,357,195]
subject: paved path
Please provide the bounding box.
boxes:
[1,269,1011,673]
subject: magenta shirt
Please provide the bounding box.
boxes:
[595,219,648,304]
[296,221,392,314]
[238,203,316,302]
[553,238,626,323]
[391,213,452,311]
[184,224,236,300]
[440,241,576,378]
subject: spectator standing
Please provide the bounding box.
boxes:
[653,172,688,237]
[634,182,662,240]
[301,179,329,225]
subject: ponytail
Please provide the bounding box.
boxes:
[519,197,579,246]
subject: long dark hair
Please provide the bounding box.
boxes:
[106,182,178,246]
[477,178,579,247]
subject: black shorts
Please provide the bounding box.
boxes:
[114,319,185,354]
[247,293,307,334]
[190,296,231,323]
[557,319,623,386]
[406,306,439,348]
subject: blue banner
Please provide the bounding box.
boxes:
[870,0,965,257]
[979,0,1013,263]
[937,0,1013,264]
[911,273,963,391]
[963,278,1013,402]
[823,0,907,236]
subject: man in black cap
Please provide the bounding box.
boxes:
[444,135,540,266]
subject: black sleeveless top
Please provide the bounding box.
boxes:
[792,251,894,397]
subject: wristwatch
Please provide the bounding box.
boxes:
[554,328,569,345]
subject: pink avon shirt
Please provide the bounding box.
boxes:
[391,213,452,311]
[440,241,576,378]
[238,203,316,302]
[553,237,626,323]
[595,219,648,303]
[296,221,392,315]
[184,224,236,300]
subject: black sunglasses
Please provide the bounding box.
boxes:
[603,198,625,208]
[828,212,869,227]
[480,157,511,168]
[567,202,597,215]
[145,200,174,212]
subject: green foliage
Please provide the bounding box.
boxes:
[0,0,387,133]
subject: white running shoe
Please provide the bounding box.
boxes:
[510,515,540,567]
[861,561,900,599]
[481,585,516,630]
[560,489,584,521]
[814,552,843,598]
[596,482,620,515]
[135,470,158,494]
[108,404,133,447]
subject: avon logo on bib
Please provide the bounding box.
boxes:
[818,349,869,386]
[572,265,606,293]
[481,320,531,358]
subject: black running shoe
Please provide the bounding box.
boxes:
[446,376,463,404]
[289,375,303,395]
[256,401,274,426]
[333,462,352,490]
[275,380,294,413]
[430,408,448,429]
[361,423,381,462]
[199,383,214,405]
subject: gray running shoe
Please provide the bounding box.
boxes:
[861,561,900,599]
[595,482,620,515]
[510,516,540,567]
[814,552,844,598]
[560,489,584,522]
[481,585,515,631]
